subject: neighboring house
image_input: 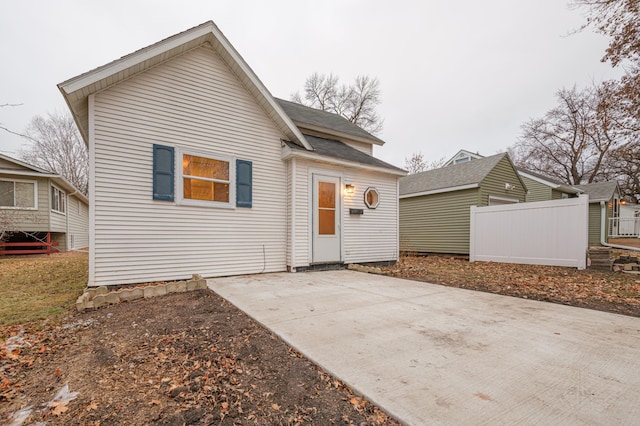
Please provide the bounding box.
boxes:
[574,181,622,244]
[445,149,581,202]
[443,149,483,166]
[0,153,89,251]
[399,153,526,254]
[516,168,582,202]
[58,21,406,287]
[618,203,640,237]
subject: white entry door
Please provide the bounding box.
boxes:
[312,174,341,263]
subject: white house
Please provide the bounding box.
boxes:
[0,153,89,252]
[58,21,406,287]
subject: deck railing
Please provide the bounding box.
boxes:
[609,217,640,238]
[0,233,60,255]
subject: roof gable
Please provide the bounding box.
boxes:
[276,98,384,146]
[58,21,312,151]
[0,153,51,174]
[400,153,507,196]
[443,149,483,166]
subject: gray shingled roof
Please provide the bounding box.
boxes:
[276,98,385,145]
[574,181,619,202]
[400,153,506,196]
[284,135,404,172]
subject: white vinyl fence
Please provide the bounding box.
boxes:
[470,195,589,269]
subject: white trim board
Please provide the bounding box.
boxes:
[399,183,479,199]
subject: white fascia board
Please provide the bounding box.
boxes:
[518,170,582,194]
[58,21,312,152]
[399,183,479,199]
[518,170,560,188]
[293,122,384,146]
[59,24,214,94]
[0,153,50,174]
[0,169,57,178]
[282,146,406,177]
[211,27,312,151]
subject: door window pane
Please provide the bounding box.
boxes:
[319,182,335,208]
[319,209,335,235]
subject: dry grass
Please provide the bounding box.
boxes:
[0,252,88,327]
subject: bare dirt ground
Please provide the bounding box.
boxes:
[383,255,640,318]
[3,252,640,425]
[1,290,398,425]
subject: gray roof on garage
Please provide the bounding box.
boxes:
[400,153,506,196]
[574,181,620,202]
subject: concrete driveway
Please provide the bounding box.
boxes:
[208,270,640,425]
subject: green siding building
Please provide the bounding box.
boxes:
[516,168,581,203]
[574,181,621,244]
[400,153,526,255]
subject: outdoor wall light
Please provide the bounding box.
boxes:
[344,184,355,195]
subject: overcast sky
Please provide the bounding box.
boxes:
[0,0,620,168]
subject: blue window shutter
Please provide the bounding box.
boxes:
[236,159,252,208]
[153,144,174,201]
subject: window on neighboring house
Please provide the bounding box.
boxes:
[454,157,471,164]
[0,179,37,209]
[51,185,66,214]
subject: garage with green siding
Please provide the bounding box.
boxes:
[574,181,621,244]
[400,153,527,255]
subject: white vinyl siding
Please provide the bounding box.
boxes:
[67,196,89,249]
[91,45,288,286]
[289,158,399,267]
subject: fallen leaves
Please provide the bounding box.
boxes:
[385,255,640,317]
[0,291,400,425]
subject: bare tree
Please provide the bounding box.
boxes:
[0,102,25,138]
[404,152,427,174]
[404,152,445,174]
[20,111,88,195]
[572,0,640,128]
[603,142,640,202]
[291,73,384,134]
[572,0,640,67]
[510,84,625,185]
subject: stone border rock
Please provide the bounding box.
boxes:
[76,274,208,312]
[613,255,640,274]
[347,264,382,274]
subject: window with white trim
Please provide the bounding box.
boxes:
[51,185,66,214]
[180,150,232,206]
[0,179,37,209]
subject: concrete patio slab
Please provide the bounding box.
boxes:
[208,270,640,425]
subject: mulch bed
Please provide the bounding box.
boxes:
[1,290,398,425]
